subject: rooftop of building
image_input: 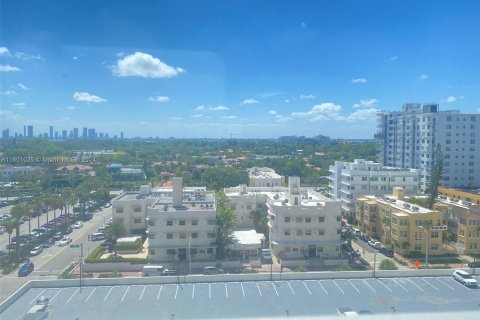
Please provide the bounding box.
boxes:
[267,189,334,207]
[248,167,282,179]
[358,194,436,215]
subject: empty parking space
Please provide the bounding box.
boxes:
[3,276,480,319]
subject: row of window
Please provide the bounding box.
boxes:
[283,216,337,223]
[148,232,216,240]
[284,229,331,236]
[413,244,439,251]
[148,248,215,255]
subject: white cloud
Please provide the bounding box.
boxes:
[209,105,229,111]
[300,94,315,100]
[258,92,282,98]
[72,56,78,60]
[115,52,125,57]
[67,106,76,110]
[0,110,21,120]
[0,47,11,56]
[353,98,379,108]
[192,114,204,118]
[241,98,259,105]
[291,102,343,121]
[0,65,21,72]
[148,96,170,102]
[284,99,290,103]
[73,91,107,103]
[17,83,28,90]
[0,90,17,95]
[443,95,464,103]
[112,52,185,78]
[274,115,292,123]
[269,110,277,115]
[419,73,429,80]
[390,56,398,61]
[195,105,205,111]
[13,52,42,60]
[352,78,367,84]
[222,115,237,119]
[12,102,26,106]
[170,116,182,121]
[301,22,307,28]
[345,108,379,122]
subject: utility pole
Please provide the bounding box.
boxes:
[80,243,84,293]
[188,235,191,275]
[373,253,377,278]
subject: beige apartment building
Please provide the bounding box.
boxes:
[356,187,446,256]
[248,167,285,187]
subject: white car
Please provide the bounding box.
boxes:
[58,237,72,246]
[261,249,272,260]
[72,222,83,229]
[452,270,477,287]
[30,246,43,256]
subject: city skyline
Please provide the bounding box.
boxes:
[1,124,124,140]
[1,1,480,138]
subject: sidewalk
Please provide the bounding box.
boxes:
[351,241,409,270]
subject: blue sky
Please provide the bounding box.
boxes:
[1,0,480,139]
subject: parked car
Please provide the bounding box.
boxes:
[141,265,164,277]
[73,222,83,229]
[90,232,105,241]
[261,249,273,260]
[53,232,63,241]
[64,227,73,234]
[337,307,358,317]
[467,261,480,268]
[0,226,5,234]
[18,261,34,277]
[161,269,177,276]
[58,237,72,246]
[452,270,477,287]
[30,246,43,256]
[378,247,394,257]
[203,266,224,275]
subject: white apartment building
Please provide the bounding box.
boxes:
[267,177,343,264]
[248,167,285,187]
[0,166,43,182]
[146,178,217,262]
[111,185,153,234]
[328,159,419,215]
[377,103,480,191]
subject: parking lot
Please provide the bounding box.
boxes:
[2,275,480,319]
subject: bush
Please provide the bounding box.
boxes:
[85,246,104,262]
[334,265,353,271]
[358,257,370,266]
[58,263,76,279]
[296,266,307,272]
[98,271,123,278]
[379,259,398,270]
[242,268,258,273]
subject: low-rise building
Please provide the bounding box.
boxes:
[437,187,480,205]
[356,187,447,256]
[328,159,419,216]
[0,166,43,182]
[248,167,285,187]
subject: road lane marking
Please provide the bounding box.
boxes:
[376,279,392,292]
[104,287,113,301]
[436,278,455,291]
[241,282,245,297]
[139,285,147,300]
[209,284,211,298]
[256,283,262,296]
[121,286,130,301]
[225,283,229,298]
[420,278,440,291]
[271,282,279,296]
[84,288,96,302]
[348,280,361,293]
[303,281,312,295]
[362,280,376,293]
[192,284,195,299]
[157,285,163,300]
[317,281,328,295]
[29,289,46,304]
[407,279,424,292]
[50,288,63,302]
[66,288,79,303]
[175,285,179,300]
[333,280,344,294]
[288,281,295,295]
[392,279,408,292]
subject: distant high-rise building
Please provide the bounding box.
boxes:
[55,132,59,139]
[2,128,9,139]
[120,132,124,139]
[82,127,88,139]
[23,126,26,138]
[49,126,53,139]
[73,128,79,139]
[88,128,96,140]
[27,125,33,138]
[376,103,480,190]
[62,130,67,140]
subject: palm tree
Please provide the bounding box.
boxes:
[11,203,27,263]
[104,220,127,258]
[3,219,15,254]
[32,198,44,230]
[25,202,34,235]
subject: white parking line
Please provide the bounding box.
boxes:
[287,282,296,295]
[303,281,312,295]
[29,289,46,304]
[333,280,344,294]
[157,285,163,300]
[362,280,376,293]
[376,279,392,292]
[347,280,360,293]
[436,278,455,291]
[121,286,130,301]
[241,282,245,297]
[85,287,96,302]
[50,288,63,302]
[192,284,195,299]
[104,287,113,302]
[406,279,423,292]
[392,279,408,292]
[139,285,147,300]
[317,281,328,295]
[256,283,262,296]
[271,282,279,296]
[225,283,229,298]
[448,278,470,290]
[66,288,79,303]
[420,278,440,291]
[175,285,179,300]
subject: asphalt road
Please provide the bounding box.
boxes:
[0,206,113,303]
[2,275,480,319]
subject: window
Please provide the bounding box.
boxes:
[305,217,311,223]
[148,219,155,226]
[149,249,155,255]
[336,216,341,222]
[166,220,173,226]
[116,207,124,213]
[305,230,312,236]
[148,233,155,239]
[284,247,291,252]
[179,220,185,226]
[400,231,407,237]
[430,244,438,251]
[191,220,198,225]
[319,230,325,236]
[133,218,141,223]
[166,234,173,239]
[284,230,291,236]
[190,248,197,255]
[296,217,302,223]
[431,231,439,239]
[284,217,291,223]
[179,233,186,239]
[414,244,422,251]
[414,232,422,240]
[246,204,252,210]
[319,217,325,223]
[191,233,198,238]
[167,249,176,255]
[133,207,141,212]
[400,219,408,226]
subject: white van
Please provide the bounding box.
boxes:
[90,232,105,241]
[142,265,165,277]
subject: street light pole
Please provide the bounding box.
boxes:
[188,235,191,275]
[420,226,428,266]
[80,243,84,293]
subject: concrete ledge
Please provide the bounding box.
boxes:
[1,268,475,314]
